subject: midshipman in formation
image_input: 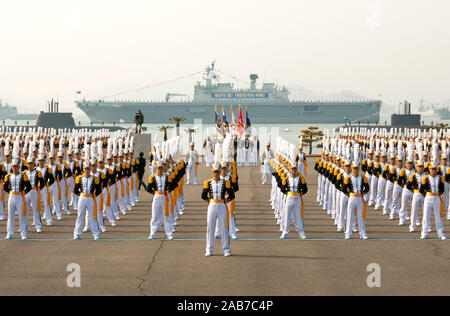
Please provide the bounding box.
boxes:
[315,127,450,240]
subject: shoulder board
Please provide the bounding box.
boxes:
[384,165,388,171]
[57,165,62,171]
[344,177,349,185]
[22,174,29,182]
[337,174,342,181]
[440,175,445,182]
[422,175,428,185]
[148,175,154,184]
[115,166,121,172]
[225,180,231,189]
[400,169,405,177]
[301,177,306,184]
[409,174,415,182]
[75,176,82,184]
[4,174,9,182]
[446,168,450,175]
[94,177,100,185]
[47,168,53,174]
[203,180,211,189]
[363,176,368,184]
[101,173,106,179]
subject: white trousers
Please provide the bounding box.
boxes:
[399,188,413,222]
[390,184,403,217]
[368,176,379,206]
[345,196,366,238]
[40,187,53,225]
[60,179,70,213]
[7,194,27,239]
[337,193,348,231]
[410,193,424,231]
[375,177,386,210]
[84,194,105,231]
[26,189,42,231]
[117,179,128,213]
[74,196,100,239]
[283,196,304,235]
[383,181,394,214]
[206,202,230,254]
[317,174,322,203]
[244,149,250,166]
[103,188,116,226]
[150,194,173,237]
[67,177,75,208]
[422,195,445,238]
[50,183,62,218]
[187,162,197,184]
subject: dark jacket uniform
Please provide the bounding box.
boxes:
[201,179,235,203]
[3,172,32,194]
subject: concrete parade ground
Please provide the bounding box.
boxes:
[1,158,450,296]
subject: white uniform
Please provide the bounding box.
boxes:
[345,175,368,239]
[73,175,100,240]
[282,176,306,238]
[5,173,28,239]
[36,165,53,226]
[48,164,63,220]
[421,175,446,239]
[149,174,173,238]
[261,150,273,184]
[398,168,414,224]
[205,179,231,255]
[374,162,387,210]
[409,173,424,232]
[186,150,198,185]
[25,169,42,232]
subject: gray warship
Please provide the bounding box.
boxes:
[75,62,381,124]
[0,100,18,120]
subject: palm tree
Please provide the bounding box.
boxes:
[185,128,196,144]
[170,117,186,136]
[159,126,173,141]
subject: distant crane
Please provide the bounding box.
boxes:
[165,93,187,102]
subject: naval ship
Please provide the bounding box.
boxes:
[75,62,381,124]
[0,100,18,120]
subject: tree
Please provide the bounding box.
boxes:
[159,126,173,141]
[185,128,196,144]
[169,117,186,136]
[299,126,324,155]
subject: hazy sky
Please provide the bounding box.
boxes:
[1,0,449,116]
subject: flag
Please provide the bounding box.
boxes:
[237,105,244,136]
[245,107,251,129]
[230,105,236,127]
[222,106,229,128]
[214,105,223,135]
[221,106,229,135]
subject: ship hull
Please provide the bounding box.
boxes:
[76,101,381,124]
